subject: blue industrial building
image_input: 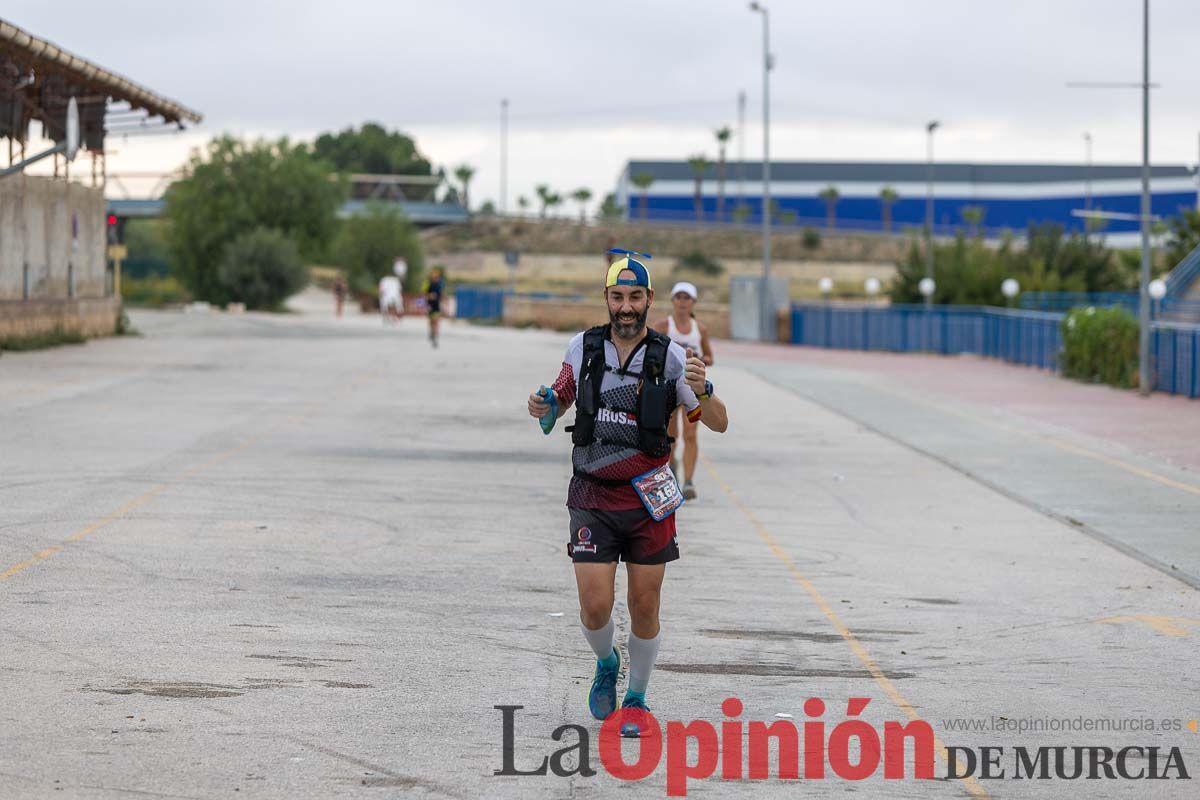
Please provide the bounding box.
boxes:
[616,160,1197,237]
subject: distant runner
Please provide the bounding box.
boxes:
[378,274,402,325]
[527,249,729,738]
[652,281,714,500]
[425,267,444,348]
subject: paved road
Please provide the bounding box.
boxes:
[1,306,1197,799]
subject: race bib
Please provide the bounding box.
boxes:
[631,465,684,521]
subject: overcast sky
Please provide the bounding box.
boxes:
[12,1,1200,208]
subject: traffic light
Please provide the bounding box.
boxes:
[106,213,119,245]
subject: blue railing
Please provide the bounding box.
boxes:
[1164,241,1200,298]
[790,304,1064,370]
[790,303,1198,398]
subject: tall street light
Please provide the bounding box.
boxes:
[1083,131,1093,212]
[1137,0,1151,396]
[749,2,773,341]
[925,120,939,309]
[500,99,509,215]
[1066,0,1154,396]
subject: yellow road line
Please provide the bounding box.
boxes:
[1,366,383,584]
[702,453,991,799]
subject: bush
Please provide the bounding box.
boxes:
[1060,307,1139,389]
[332,203,425,293]
[673,250,724,277]
[216,228,309,310]
[121,275,191,308]
[802,227,821,251]
[890,224,1125,306]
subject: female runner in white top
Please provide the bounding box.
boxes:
[652,281,713,500]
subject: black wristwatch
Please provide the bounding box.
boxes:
[697,380,714,401]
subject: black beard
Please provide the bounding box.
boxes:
[609,305,648,339]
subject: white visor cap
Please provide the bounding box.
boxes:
[670,281,698,300]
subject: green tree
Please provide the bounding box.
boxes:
[818,186,840,230]
[687,154,710,222]
[960,205,986,238]
[571,187,593,223]
[545,190,564,218]
[517,195,530,216]
[535,184,553,218]
[332,203,425,293]
[217,227,309,310]
[630,173,655,221]
[1165,208,1200,266]
[597,193,623,220]
[879,186,899,232]
[164,135,343,304]
[453,164,476,211]
[714,127,732,221]
[312,122,432,175]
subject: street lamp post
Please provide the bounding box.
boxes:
[1065,0,1154,396]
[500,99,509,215]
[749,2,772,341]
[1083,131,1093,212]
[924,120,939,309]
[737,89,746,219]
[1137,0,1151,396]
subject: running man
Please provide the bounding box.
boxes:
[527,250,728,737]
[425,267,444,348]
[652,281,714,500]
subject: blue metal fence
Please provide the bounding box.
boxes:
[790,304,1064,370]
[451,288,591,320]
[453,287,506,319]
[1152,323,1200,398]
[1164,241,1200,298]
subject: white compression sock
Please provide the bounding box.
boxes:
[626,631,661,694]
[581,617,615,662]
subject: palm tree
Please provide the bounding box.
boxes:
[879,186,899,232]
[545,191,563,218]
[818,185,840,230]
[687,154,710,223]
[517,195,530,216]
[571,188,593,224]
[453,164,475,211]
[630,172,655,221]
[535,184,553,218]
[714,127,732,221]
[960,205,986,238]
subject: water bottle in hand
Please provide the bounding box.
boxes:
[537,385,558,435]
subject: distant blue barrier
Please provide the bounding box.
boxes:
[452,288,590,320]
[453,287,506,320]
[790,304,1064,370]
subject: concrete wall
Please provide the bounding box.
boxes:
[502,295,734,340]
[437,251,896,296]
[0,176,115,338]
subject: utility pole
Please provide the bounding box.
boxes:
[737,90,746,217]
[1083,131,1093,212]
[749,2,772,341]
[925,120,939,309]
[500,99,509,215]
[1137,0,1151,396]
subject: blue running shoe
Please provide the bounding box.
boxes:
[619,694,651,738]
[588,648,620,720]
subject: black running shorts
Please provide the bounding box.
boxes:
[567,507,679,565]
